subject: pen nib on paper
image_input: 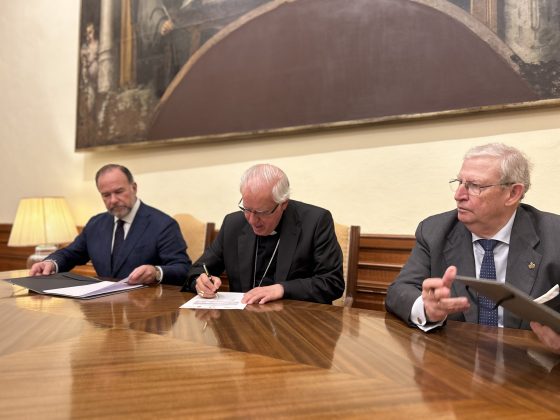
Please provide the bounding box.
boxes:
[203,263,219,298]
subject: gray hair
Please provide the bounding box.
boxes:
[464,143,532,197]
[240,164,290,203]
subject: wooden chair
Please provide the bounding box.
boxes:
[173,214,215,262]
[333,223,360,307]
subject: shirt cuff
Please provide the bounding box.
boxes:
[45,259,59,273]
[411,295,445,332]
[155,266,163,284]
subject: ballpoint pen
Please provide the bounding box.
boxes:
[203,263,219,298]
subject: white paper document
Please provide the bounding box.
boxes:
[44,277,143,299]
[180,292,247,310]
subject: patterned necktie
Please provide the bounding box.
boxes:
[111,219,125,271]
[478,239,499,326]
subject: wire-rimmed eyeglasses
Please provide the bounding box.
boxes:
[449,179,513,196]
[238,198,279,217]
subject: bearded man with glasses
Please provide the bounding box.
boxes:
[386,143,560,336]
[182,163,344,305]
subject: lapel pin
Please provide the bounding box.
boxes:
[528,262,536,269]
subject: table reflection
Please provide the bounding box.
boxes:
[384,318,560,405]
[131,298,344,369]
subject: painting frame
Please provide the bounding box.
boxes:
[76,0,560,151]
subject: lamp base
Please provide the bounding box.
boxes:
[26,244,58,269]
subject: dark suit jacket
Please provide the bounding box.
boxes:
[385,204,560,329]
[48,202,191,285]
[182,200,344,304]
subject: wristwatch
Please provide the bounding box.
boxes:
[155,266,163,283]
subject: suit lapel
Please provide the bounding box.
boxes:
[445,221,478,322]
[112,203,150,276]
[504,207,541,328]
[276,204,300,282]
[238,224,256,291]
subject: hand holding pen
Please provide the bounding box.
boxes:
[195,263,221,299]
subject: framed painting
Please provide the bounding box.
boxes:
[76,0,560,150]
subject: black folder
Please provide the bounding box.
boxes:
[455,275,560,333]
[7,272,101,293]
[5,272,144,299]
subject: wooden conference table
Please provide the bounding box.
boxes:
[0,269,559,419]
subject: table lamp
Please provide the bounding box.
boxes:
[8,197,78,268]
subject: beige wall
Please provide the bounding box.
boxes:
[2,1,560,235]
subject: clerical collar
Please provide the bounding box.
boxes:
[257,217,283,238]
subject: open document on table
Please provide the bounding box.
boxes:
[43,277,144,299]
[180,292,247,310]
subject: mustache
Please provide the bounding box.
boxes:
[108,205,132,214]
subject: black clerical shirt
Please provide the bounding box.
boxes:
[252,221,282,288]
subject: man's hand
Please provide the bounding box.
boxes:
[127,265,158,285]
[29,260,56,276]
[531,321,560,354]
[422,266,470,322]
[242,284,284,304]
[195,273,222,299]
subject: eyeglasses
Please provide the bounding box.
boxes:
[449,179,513,196]
[238,198,279,217]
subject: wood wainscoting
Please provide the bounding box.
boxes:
[0,224,96,276]
[0,223,415,311]
[0,224,34,270]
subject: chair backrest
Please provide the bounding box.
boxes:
[173,214,215,262]
[333,223,360,307]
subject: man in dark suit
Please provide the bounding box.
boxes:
[182,163,344,304]
[30,164,191,285]
[385,143,560,333]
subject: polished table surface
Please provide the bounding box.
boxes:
[0,269,559,419]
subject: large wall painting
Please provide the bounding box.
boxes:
[76,0,560,150]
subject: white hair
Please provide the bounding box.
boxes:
[239,164,290,203]
[464,143,532,197]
